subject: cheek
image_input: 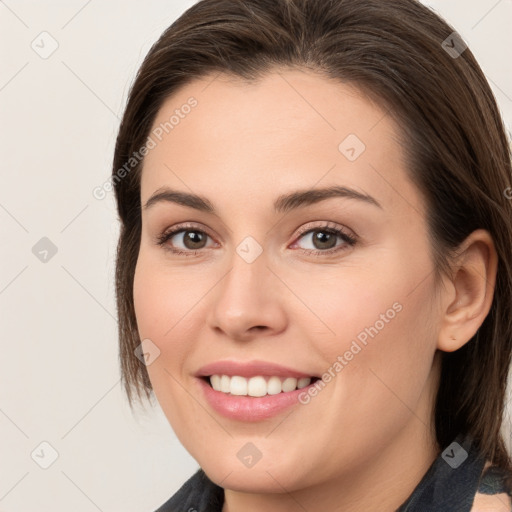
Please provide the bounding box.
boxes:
[336,268,438,430]
[133,261,165,340]
[133,254,199,341]
[132,256,195,422]
[282,260,408,356]
[132,253,218,393]
[299,266,437,456]
[302,247,438,403]
[132,256,188,382]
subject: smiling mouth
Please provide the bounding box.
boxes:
[201,375,321,397]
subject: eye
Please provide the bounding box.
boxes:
[156,221,357,258]
[156,223,216,256]
[291,222,357,256]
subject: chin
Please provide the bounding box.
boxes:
[201,456,310,494]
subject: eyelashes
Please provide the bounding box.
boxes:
[156,222,216,256]
[155,221,357,258]
[290,222,357,256]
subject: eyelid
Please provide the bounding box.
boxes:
[293,220,357,240]
[157,221,216,241]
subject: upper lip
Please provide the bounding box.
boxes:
[195,360,318,379]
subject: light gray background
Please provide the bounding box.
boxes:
[1,1,511,511]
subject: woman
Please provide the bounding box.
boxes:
[112,0,512,510]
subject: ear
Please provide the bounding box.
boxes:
[437,229,498,352]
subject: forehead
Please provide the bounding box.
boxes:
[140,69,423,218]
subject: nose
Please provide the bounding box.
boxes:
[206,244,288,342]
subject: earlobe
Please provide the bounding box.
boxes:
[437,229,498,353]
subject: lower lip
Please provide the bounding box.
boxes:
[196,377,316,422]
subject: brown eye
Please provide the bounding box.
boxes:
[180,230,208,249]
[309,230,338,250]
[294,226,356,254]
[157,226,215,255]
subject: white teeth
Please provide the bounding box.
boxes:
[297,377,312,389]
[210,375,221,391]
[220,375,230,393]
[247,376,267,397]
[282,377,298,392]
[230,376,248,396]
[267,376,282,395]
[208,375,312,397]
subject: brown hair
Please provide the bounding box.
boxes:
[112,0,512,473]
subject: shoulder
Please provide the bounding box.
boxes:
[470,460,512,512]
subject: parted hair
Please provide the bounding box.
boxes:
[112,0,512,475]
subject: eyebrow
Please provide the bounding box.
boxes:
[143,185,382,213]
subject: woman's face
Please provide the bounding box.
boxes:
[133,69,443,494]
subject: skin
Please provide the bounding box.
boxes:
[133,68,497,512]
